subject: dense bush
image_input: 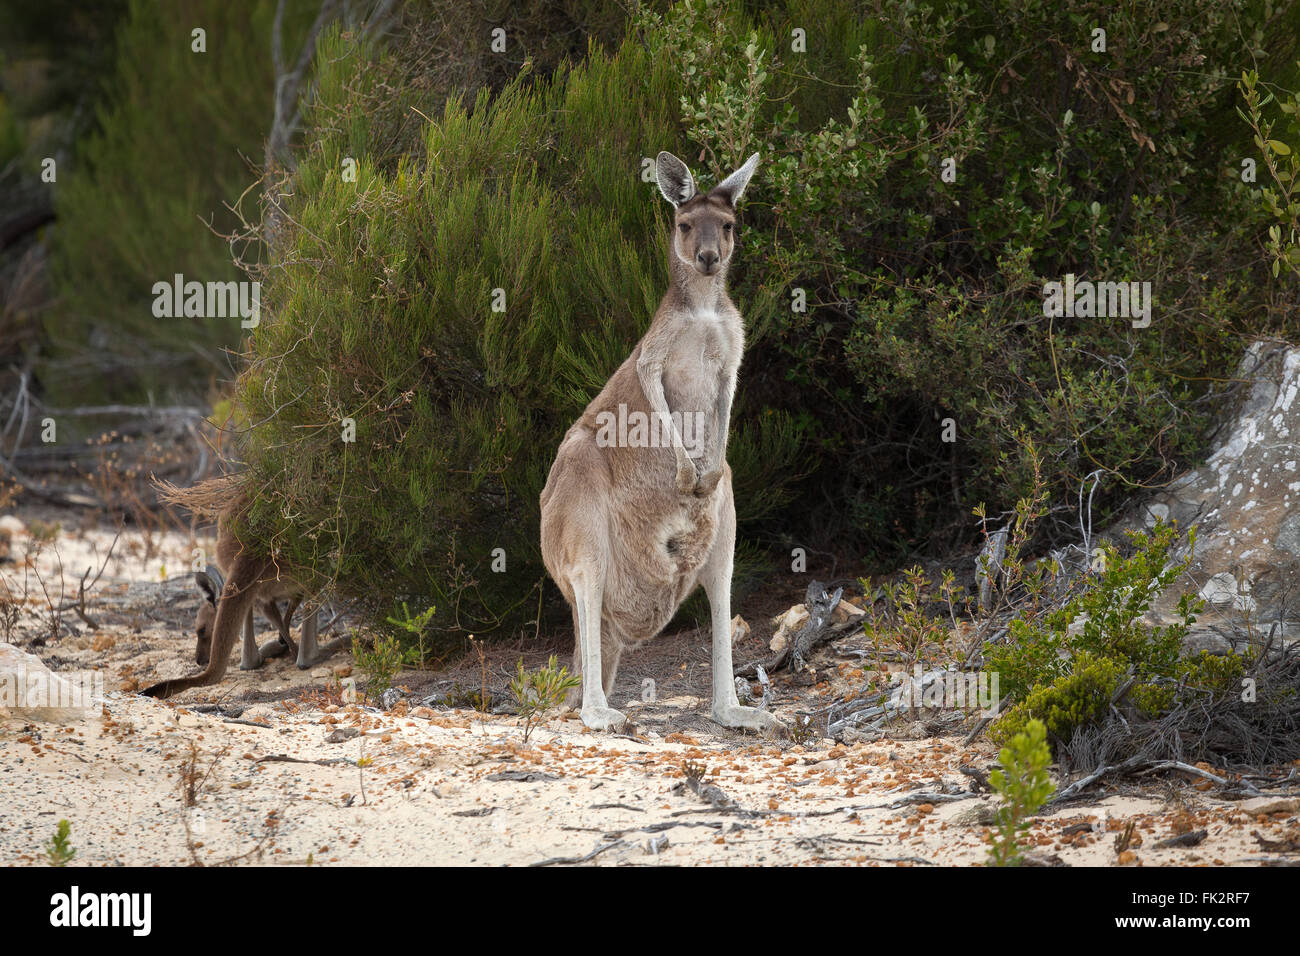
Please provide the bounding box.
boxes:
[34,0,636,408]
[226,0,1300,643]
[40,0,299,406]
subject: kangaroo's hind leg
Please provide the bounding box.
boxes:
[295,603,349,669]
[239,600,296,668]
[238,606,262,670]
[570,567,627,732]
[697,476,785,735]
[255,599,298,662]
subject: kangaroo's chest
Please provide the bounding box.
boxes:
[662,309,736,415]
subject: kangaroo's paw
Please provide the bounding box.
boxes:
[297,635,350,670]
[240,637,289,670]
[693,468,723,497]
[675,457,698,495]
[259,637,294,660]
[712,704,787,736]
[580,705,631,733]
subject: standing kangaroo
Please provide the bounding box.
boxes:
[539,150,783,735]
[143,479,344,699]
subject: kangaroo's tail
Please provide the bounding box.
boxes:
[153,474,247,522]
[141,550,269,699]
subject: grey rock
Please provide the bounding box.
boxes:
[1113,342,1300,640]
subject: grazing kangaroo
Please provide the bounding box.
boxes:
[193,562,298,668]
[143,478,344,699]
[539,150,783,735]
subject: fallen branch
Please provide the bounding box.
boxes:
[879,791,973,809]
[253,753,355,767]
[960,764,992,792]
[734,580,852,679]
[1138,760,1233,788]
[1048,760,1131,806]
[529,839,626,868]
[962,694,1012,744]
[1154,829,1208,849]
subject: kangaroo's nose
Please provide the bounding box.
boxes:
[697,250,718,270]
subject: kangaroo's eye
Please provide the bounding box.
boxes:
[678,223,691,233]
[723,222,733,233]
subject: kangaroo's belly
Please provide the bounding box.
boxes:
[601,486,724,642]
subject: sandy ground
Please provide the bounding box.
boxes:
[2,509,1298,867]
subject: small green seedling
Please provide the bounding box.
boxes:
[510,655,580,744]
[46,819,76,867]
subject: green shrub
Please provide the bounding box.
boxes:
[860,564,961,670]
[988,522,1198,693]
[384,602,438,666]
[993,653,1126,745]
[983,520,1252,746]
[45,819,76,866]
[1177,648,1249,693]
[352,632,411,699]
[510,654,581,744]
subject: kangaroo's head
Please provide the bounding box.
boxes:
[656,151,759,278]
[194,565,224,665]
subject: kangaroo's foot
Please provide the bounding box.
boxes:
[260,636,294,659]
[712,703,787,736]
[580,705,631,733]
[297,635,349,670]
[240,636,293,670]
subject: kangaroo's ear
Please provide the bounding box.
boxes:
[711,152,760,207]
[656,151,696,206]
[196,564,225,605]
[195,570,219,606]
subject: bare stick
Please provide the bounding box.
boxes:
[529,840,626,868]
[253,754,354,767]
[56,526,121,630]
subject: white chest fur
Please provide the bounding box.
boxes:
[660,307,738,465]
[665,309,731,397]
